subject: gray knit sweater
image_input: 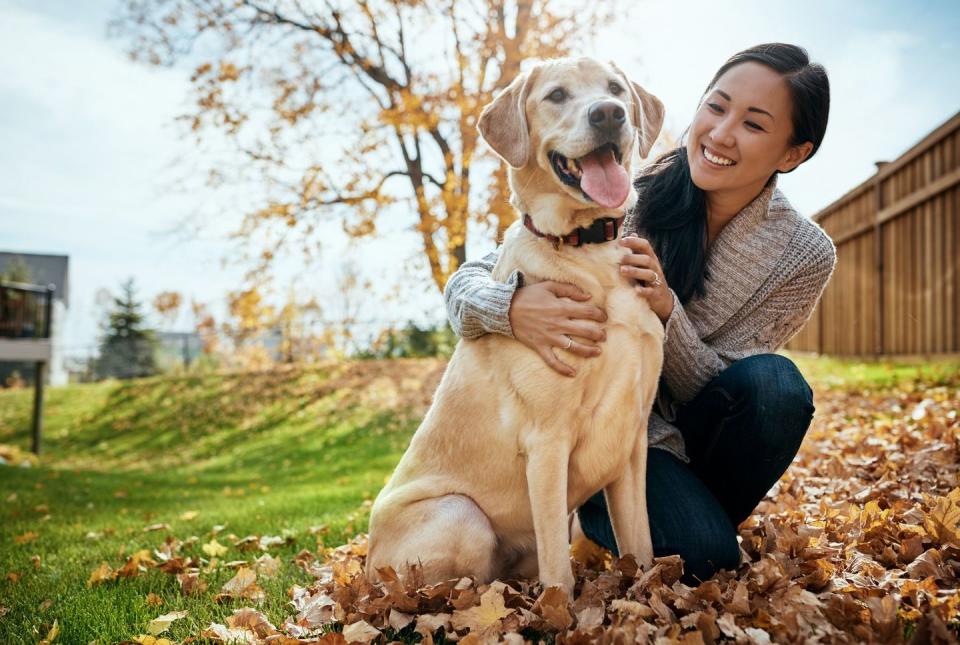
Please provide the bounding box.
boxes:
[442,174,837,463]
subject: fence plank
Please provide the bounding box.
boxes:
[788,111,960,357]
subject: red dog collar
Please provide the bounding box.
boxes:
[523,213,625,249]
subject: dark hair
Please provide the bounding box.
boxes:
[635,43,830,304]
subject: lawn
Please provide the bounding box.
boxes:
[0,352,957,643]
[0,359,446,643]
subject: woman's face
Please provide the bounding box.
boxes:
[686,62,812,198]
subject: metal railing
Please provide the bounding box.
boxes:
[0,281,55,339]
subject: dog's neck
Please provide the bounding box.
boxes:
[522,213,625,250]
[512,190,631,238]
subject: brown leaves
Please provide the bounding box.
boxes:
[48,371,960,643]
[86,562,114,587]
[925,488,960,548]
[531,586,572,631]
[214,567,264,604]
[451,587,513,634]
[262,376,960,644]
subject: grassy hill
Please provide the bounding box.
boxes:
[0,359,445,644]
[0,353,958,643]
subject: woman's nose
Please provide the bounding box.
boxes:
[709,117,736,149]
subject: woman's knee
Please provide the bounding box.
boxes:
[731,354,812,406]
[724,354,814,450]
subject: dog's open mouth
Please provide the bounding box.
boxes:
[549,143,629,209]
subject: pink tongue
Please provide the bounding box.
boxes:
[579,147,629,208]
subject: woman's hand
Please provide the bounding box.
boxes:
[619,234,675,324]
[509,281,607,378]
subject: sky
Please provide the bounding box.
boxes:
[2,0,959,358]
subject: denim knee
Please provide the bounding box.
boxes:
[724,353,814,455]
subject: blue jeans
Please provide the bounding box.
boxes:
[577,353,815,585]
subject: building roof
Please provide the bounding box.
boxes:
[0,252,70,307]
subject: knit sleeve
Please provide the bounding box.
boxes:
[443,246,523,339]
[659,240,836,403]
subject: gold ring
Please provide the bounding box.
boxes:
[564,336,573,350]
[652,274,661,287]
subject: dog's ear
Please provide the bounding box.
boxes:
[610,62,665,159]
[477,67,538,168]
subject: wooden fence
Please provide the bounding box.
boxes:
[786,110,960,358]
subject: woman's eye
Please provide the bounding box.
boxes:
[745,121,763,131]
[548,88,567,103]
[608,82,624,95]
[707,103,723,113]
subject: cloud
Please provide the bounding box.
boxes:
[0,3,186,134]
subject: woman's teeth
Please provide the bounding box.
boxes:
[703,146,736,166]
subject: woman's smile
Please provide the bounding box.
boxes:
[700,144,737,168]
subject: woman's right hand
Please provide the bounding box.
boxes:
[508,281,607,377]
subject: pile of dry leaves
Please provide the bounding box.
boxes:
[125,376,958,644]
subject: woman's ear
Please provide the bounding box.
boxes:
[477,66,539,168]
[777,141,814,173]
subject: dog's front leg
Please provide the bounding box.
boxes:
[524,438,576,594]
[603,419,654,570]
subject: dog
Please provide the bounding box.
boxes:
[366,57,665,595]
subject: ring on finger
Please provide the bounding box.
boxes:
[564,336,573,350]
[651,273,661,287]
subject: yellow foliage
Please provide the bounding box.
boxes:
[118,0,615,295]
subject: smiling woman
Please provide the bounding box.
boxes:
[444,43,837,584]
[637,44,830,305]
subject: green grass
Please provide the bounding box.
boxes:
[787,351,960,390]
[0,352,956,643]
[0,359,442,644]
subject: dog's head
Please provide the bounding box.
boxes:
[478,57,664,227]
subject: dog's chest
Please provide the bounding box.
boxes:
[563,333,650,501]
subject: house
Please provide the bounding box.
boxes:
[0,252,69,385]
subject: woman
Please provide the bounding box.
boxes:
[443,43,836,584]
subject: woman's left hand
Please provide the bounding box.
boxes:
[619,234,675,324]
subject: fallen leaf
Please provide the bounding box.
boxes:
[133,636,175,645]
[924,488,960,547]
[86,562,114,587]
[147,610,188,635]
[177,572,208,596]
[531,585,573,631]
[37,619,59,645]
[227,608,279,638]
[341,620,381,644]
[216,567,264,603]
[14,531,38,544]
[254,553,281,577]
[143,523,171,533]
[201,623,258,644]
[452,586,512,634]
[202,539,228,558]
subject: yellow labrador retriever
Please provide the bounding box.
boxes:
[367,57,665,594]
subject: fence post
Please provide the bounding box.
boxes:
[32,361,44,454]
[873,168,885,357]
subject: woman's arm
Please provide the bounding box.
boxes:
[443,245,608,376]
[659,242,836,402]
[442,247,519,339]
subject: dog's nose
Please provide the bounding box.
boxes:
[588,101,626,136]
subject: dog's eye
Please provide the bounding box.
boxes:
[547,88,567,103]
[608,82,624,96]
